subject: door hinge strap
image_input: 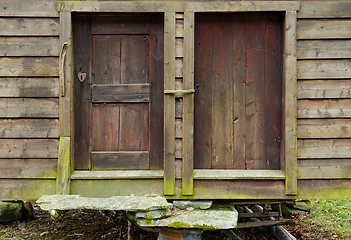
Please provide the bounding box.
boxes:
[59,42,68,97]
[164,89,195,95]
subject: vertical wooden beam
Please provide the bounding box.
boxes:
[58,11,73,194]
[182,11,194,195]
[282,11,297,195]
[56,136,71,195]
[164,11,176,195]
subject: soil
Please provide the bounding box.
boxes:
[0,207,334,240]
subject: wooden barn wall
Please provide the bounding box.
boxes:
[0,0,59,200]
[0,0,351,200]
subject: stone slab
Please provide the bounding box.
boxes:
[36,195,172,211]
[173,201,212,210]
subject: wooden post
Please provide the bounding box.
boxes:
[282,10,298,195]
[164,11,176,195]
[56,136,71,195]
[182,11,194,196]
[57,10,73,194]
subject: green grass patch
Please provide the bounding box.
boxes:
[301,200,351,239]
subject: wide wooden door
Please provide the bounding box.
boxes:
[194,12,283,170]
[73,14,164,170]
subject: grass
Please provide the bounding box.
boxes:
[300,199,351,239]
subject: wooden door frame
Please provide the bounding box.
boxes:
[57,1,299,198]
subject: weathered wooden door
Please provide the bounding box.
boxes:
[73,14,164,170]
[194,12,283,170]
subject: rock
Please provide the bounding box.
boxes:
[0,201,23,223]
[135,209,172,219]
[293,200,313,212]
[173,201,212,210]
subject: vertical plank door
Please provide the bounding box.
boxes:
[74,14,164,170]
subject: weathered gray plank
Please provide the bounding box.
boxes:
[91,151,149,170]
[92,84,149,103]
[193,170,285,180]
[71,170,164,180]
[297,119,351,138]
[297,40,351,59]
[0,119,58,138]
[297,139,351,159]
[56,136,71,195]
[297,80,351,99]
[175,119,182,138]
[175,38,183,58]
[297,159,351,179]
[297,20,351,39]
[0,57,58,77]
[298,2,351,19]
[297,60,351,79]
[175,58,183,78]
[0,0,58,17]
[0,78,59,97]
[0,37,59,56]
[297,99,351,118]
[0,139,59,159]
[0,159,57,178]
[0,18,59,36]
[0,98,59,118]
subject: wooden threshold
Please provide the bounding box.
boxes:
[193,170,286,180]
[70,170,164,180]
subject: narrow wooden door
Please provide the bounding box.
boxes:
[194,12,283,170]
[73,14,164,170]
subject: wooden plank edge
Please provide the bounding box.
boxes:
[56,136,71,195]
[70,170,164,180]
[193,170,286,180]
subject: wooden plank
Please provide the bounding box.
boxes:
[91,151,149,170]
[297,40,351,60]
[92,15,151,35]
[297,119,351,138]
[193,170,285,180]
[71,170,164,180]
[91,84,149,103]
[175,58,183,78]
[175,119,182,138]
[0,179,56,201]
[297,99,351,118]
[237,220,292,229]
[297,139,351,159]
[245,13,265,170]
[298,2,351,19]
[0,159,57,179]
[0,18,59,36]
[297,80,351,99]
[192,180,289,200]
[92,35,121,84]
[297,60,351,79]
[282,11,298,195]
[59,11,73,137]
[73,16,91,170]
[297,20,351,39]
[0,139,59,159]
[0,98,59,118]
[212,14,234,169]
[0,37,59,57]
[264,13,283,171]
[0,57,58,77]
[121,35,149,84]
[297,159,351,179]
[194,13,213,169]
[175,19,184,38]
[233,14,246,169]
[175,98,183,118]
[175,38,183,58]
[71,179,164,198]
[119,104,149,151]
[149,13,164,170]
[56,136,71,195]
[164,11,176,195]
[0,0,58,17]
[0,78,59,97]
[0,119,58,138]
[297,180,351,199]
[182,11,194,195]
[57,1,300,13]
[175,139,182,159]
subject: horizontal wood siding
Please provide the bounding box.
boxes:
[0,1,59,200]
[295,1,351,195]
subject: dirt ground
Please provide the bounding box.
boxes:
[0,206,335,240]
